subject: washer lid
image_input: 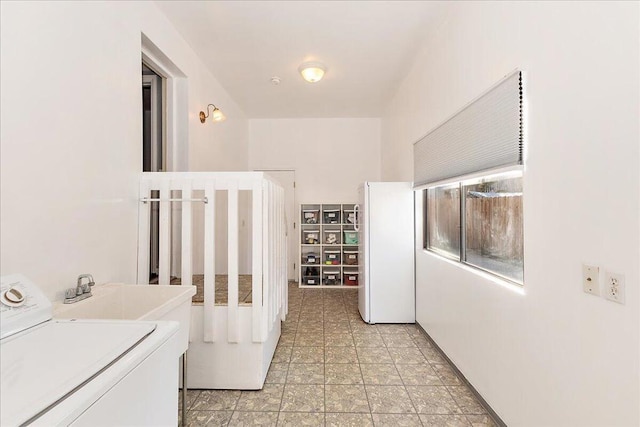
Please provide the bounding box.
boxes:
[0,320,155,427]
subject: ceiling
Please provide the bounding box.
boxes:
[155,1,444,119]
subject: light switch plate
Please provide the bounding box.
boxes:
[582,264,600,296]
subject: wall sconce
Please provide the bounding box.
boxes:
[199,104,226,123]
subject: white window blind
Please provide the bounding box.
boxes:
[413,71,523,187]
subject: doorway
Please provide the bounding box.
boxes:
[139,34,189,285]
[142,63,165,281]
[142,63,164,172]
[260,170,297,281]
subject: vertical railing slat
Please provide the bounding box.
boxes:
[251,180,264,343]
[274,184,278,326]
[273,184,277,327]
[271,183,276,325]
[269,181,276,326]
[181,180,193,287]
[137,178,151,284]
[227,183,239,343]
[203,180,216,342]
[261,180,270,339]
[278,186,285,321]
[273,185,278,327]
[158,180,171,285]
[283,184,288,319]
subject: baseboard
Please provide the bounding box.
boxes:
[415,322,507,427]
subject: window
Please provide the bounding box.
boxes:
[425,171,524,285]
[426,184,460,259]
[463,174,523,283]
[415,71,525,285]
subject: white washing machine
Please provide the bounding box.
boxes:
[0,274,180,426]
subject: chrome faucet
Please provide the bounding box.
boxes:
[76,274,95,294]
[63,274,95,304]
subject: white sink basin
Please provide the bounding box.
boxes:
[54,283,196,356]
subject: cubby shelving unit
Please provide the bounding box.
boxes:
[299,203,360,288]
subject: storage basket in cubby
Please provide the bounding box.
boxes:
[343,230,358,245]
[323,270,340,286]
[302,266,320,285]
[343,271,359,286]
[343,249,358,265]
[303,230,320,245]
[323,229,341,245]
[303,252,319,265]
[323,250,341,265]
[323,209,341,224]
[303,276,320,286]
[343,209,356,224]
[302,209,320,224]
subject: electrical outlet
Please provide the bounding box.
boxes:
[604,271,625,304]
[582,264,600,296]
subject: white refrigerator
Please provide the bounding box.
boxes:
[357,182,415,324]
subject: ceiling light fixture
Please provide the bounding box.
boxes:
[298,62,326,83]
[199,104,226,123]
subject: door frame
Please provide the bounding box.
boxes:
[141,33,188,172]
[139,34,188,282]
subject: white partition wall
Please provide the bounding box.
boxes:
[137,172,287,389]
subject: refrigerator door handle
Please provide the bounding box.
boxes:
[353,204,360,231]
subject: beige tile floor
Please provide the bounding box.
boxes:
[180,283,497,426]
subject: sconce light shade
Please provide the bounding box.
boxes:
[211,107,225,122]
[298,62,326,83]
[199,104,226,123]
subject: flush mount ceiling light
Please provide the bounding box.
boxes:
[298,62,326,83]
[199,104,226,123]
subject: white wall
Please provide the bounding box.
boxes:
[248,118,381,204]
[382,2,639,426]
[0,1,248,301]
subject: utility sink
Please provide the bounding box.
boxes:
[54,284,196,356]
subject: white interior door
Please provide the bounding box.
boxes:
[261,170,296,281]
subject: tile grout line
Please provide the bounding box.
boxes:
[353,315,374,422]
